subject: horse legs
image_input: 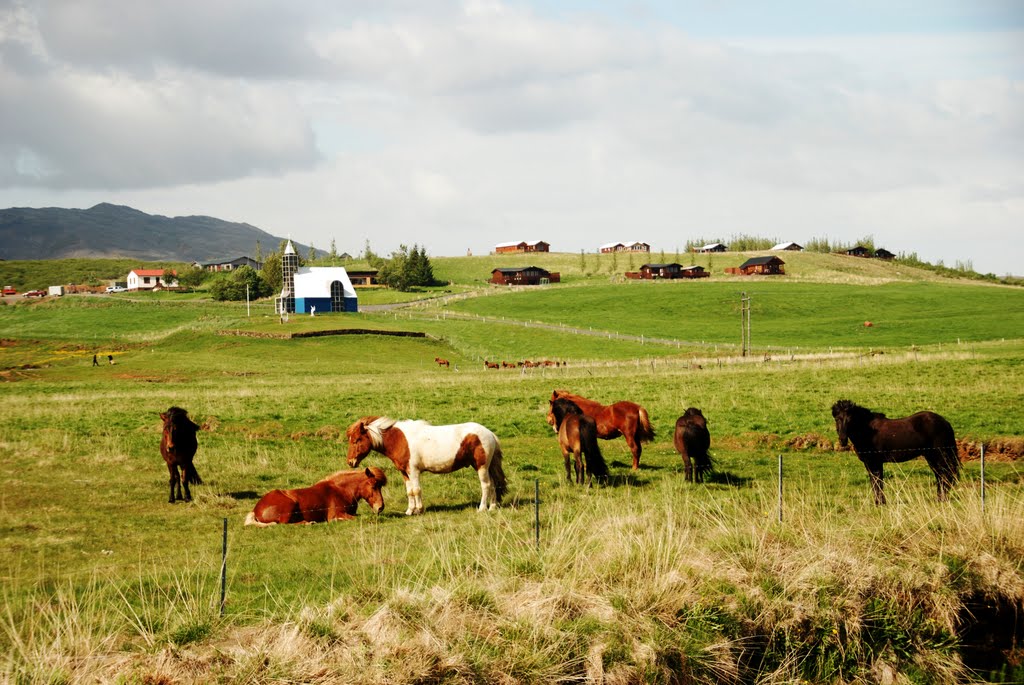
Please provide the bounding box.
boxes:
[180,465,192,502]
[624,432,641,470]
[476,466,496,511]
[865,460,886,505]
[166,460,179,503]
[561,445,573,483]
[574,448,584,485]
[405,470,424,515]
[681,451,693,483]
[925,449,957,502]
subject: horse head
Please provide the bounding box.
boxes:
[346,416,394,467]
[360,466,387,514]
[682,407,706,426]
[831,399,858,447]
[548,397,583,430]
[161,406,198,452]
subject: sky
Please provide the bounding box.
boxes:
[1,1,1022,275]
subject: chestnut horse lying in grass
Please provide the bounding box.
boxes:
[245,467,387,526]
[831,399,960,505]
[160,406,202,503]
[550,390,654,470]
[346,416,506,514]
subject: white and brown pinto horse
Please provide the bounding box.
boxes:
[346,416,507,515]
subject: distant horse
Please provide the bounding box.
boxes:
[160,406,202,503]
[547,397,608,486]
[550,390,655,470]
[673,408,713,483]
[831,399,960,505]
[346,416,507,514]
[434,357,450,368]
[244,467,387,526]
[483,360,500,370]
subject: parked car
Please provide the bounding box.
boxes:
[24,290,46,298]
[105,285,126,293]
[2,286,15,296]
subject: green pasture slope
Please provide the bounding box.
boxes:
[0,265,1022,684]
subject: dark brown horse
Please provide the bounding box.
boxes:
[547,397,608,486]
[831,399,960,505]
[674,408,712,483]
[550,390,654,470]
[245,467,387,526]
[159,406,202,503]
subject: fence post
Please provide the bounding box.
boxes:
[219,518,227,617]
[534,479,540,550]
[777,454,784,523]
[980,444,986,515]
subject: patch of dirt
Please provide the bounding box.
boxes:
[289,425,343,441]
[784,433,836,451]
[958,437,1024,462]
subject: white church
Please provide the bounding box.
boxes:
[276,240,358,314]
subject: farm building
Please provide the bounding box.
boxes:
[276,240,358,314]
[494,241,550,254]
[127,269,178,290]
[845,246,872,257]
[490,266,560,285]
[771,242,804,251]
[626,263,711,280]
[600,241,651,253]
[197,256,263,272]
[696,243,727,253]
[346,270,378,286]
[874,248,896,260]
[726,256,786,276]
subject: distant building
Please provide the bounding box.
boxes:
[490,266,560,285]
[197,256,263,272]
[275,240,357,313]
[727,256,786,276]
[771,242,804,251]
[845,246,872,257]
[494,241,550,254]
[696,243,727,253]
[874,248,896,260]
[127,269,178,290]
[625,263,710,280]
[346,270,379,286]
[601,241,650,253]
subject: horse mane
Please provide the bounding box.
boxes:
[364,416,398,448]
[832,399,885,421]
[550,397,583,427]
[322,466,387,487]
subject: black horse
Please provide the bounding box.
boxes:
[674,408,713,483]
[160,406,202,503]
[546,397,608,486]
[831,399,959,505]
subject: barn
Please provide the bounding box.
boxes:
[730,256,786,275]
[490,266,560,285]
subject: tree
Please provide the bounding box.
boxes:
[376,244,437,291]
[363,240,385,269]
[261,253,282,293]
[209,266,272,301]
[254,240,263,265]
[161,268,178,287]
[177,265,208,290]
[307,243,317,263]
[329,238,338,261]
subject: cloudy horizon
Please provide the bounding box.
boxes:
[1,1,1022,274]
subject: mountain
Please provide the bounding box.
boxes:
[0,203,316,261]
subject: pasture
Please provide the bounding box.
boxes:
[1,274,1022,684]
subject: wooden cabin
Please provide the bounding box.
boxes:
[696,243,727,253]
[490,266,560,285]
[728,256,786,276]
[625,263,709,280]
[845,246,872,257]
[874,248,896,260]
[771,242,804,251]
[494,240,550,254]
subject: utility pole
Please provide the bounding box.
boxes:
[740,292,751,357]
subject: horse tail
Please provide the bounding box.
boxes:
[183,462,202,486]
[636,407,655,443]
[695,449,714,478]
[580,418,608,479]
[489,446,508,503]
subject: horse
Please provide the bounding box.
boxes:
[483,360,500,370]
[434,357,450,368]
[345,416,507,515]
[831,399,960,505]
[673,408,713,483]
[244,467,387,526]
[159,406,202,503]
[547,397,608,486]
[550,390,655,470]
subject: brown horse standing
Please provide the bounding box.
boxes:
[831,399,960,505]
[160,406,202,503]
[547,397,608,486]
[674,408,712,483]
[245,467,387,526]
[551,390,654,470]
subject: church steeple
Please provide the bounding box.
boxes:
[279,239,298,314]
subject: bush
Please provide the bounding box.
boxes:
[208,266,272,301]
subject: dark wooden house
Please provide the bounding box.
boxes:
[845,246,872,257]
[494,240,550,254]
[346,269,379,286]
[626,263,710,280]
[874,248,896,260]
[490,266,560,285]
[728,256,786,275]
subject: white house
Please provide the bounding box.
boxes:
[293,266,358,313]
[771,242,804,251]
[127,269,178,291]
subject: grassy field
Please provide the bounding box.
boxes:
[0,269,1022,684]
